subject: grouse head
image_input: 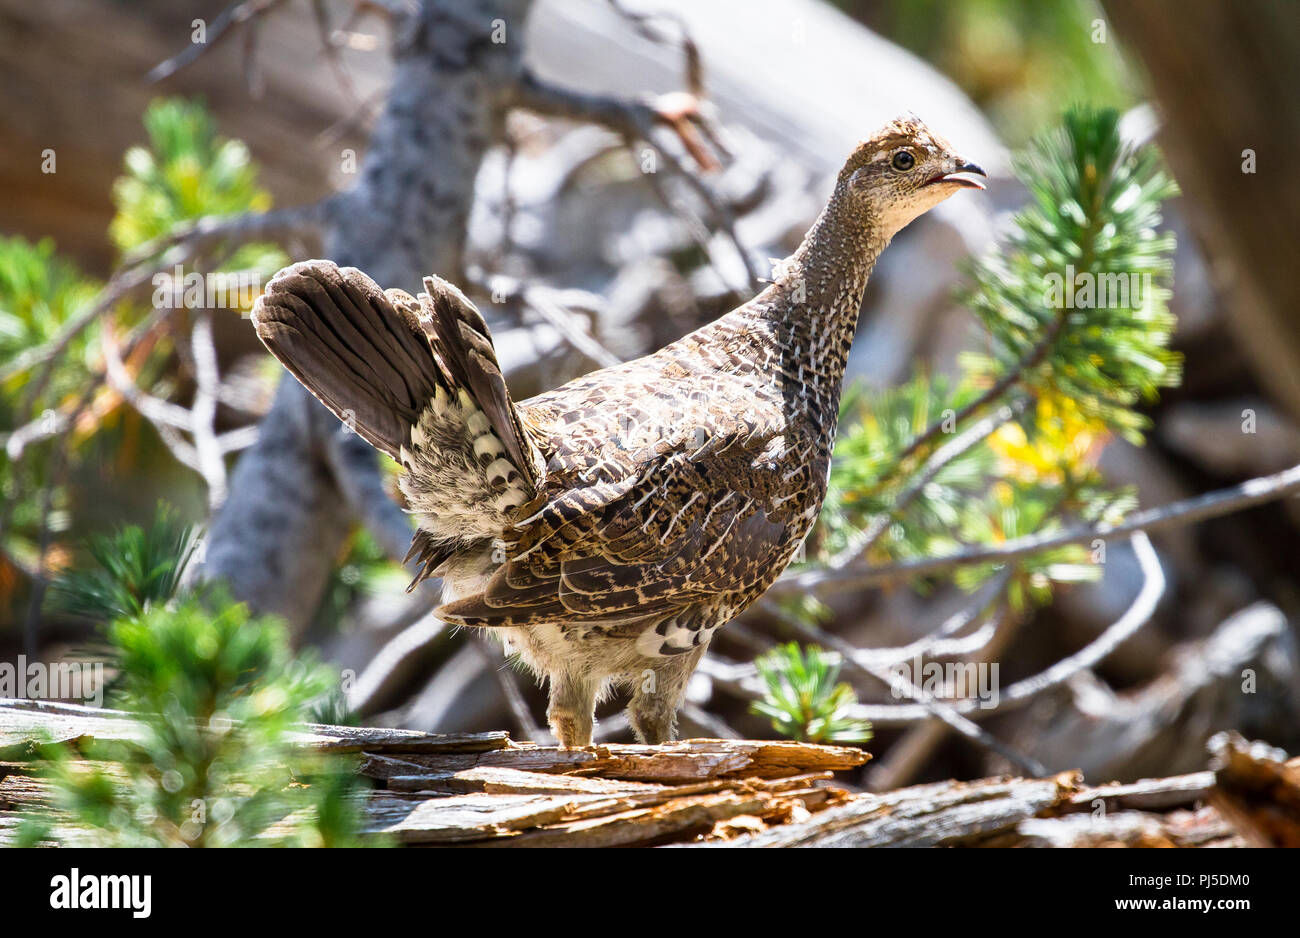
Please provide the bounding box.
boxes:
[836,116,986,239]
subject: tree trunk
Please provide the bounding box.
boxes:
[204,0,532,634]
[1101,0,1300,419]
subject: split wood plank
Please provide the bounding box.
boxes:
[708,774,1080,847]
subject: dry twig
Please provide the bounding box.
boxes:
[779,463,1300,596]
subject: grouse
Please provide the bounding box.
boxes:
[251,117,985,747]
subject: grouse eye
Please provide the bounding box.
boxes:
[891,150,916,171]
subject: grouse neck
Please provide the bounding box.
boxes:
[668,185,886,414]
[763,185,887,386]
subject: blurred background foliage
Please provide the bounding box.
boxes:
[0,237,99,588]
[111,98,288,276]
[848,0,1139,142]
[0,98,297,628]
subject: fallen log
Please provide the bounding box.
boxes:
[2,698,1291,847]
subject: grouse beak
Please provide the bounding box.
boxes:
[925,160,987,190]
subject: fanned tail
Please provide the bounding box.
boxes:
[251,260,543,588]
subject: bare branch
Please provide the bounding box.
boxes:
[707,575,1009,722]
[606,0,704,96]
[515,69,719,170]
[857,646,1046,777]
[2,410,70,462]
[101,327,193,431]
[310,0,360,106]
[474,638,548,744]
[153,424,203,473]
[122,201,330,269]
[102,329,203,475]
[147,0,291,83]
[515,69,661,142]
[99,309,257,509]
[345,613,448,717]
[852,570,1014,669]
[738,535,1158,756]
[189,312,229,508]
[2,249,183,397]
[991,531,1165,710]
[478,273,622,369]
[845,532,1166,725]
[781,460,1300,596]
[513,69,759,288]
[5,292,184,468]
[10,296,207,653]
[323,427,446,596]
[592,711,632,743]
[217,425,261,454]
[764,601,1046,777]
[313,86,388,150]
[680,703,743,740]
[241,12,266,99]
[14,314,187,649]
[638,158,759,291]
[4,213,311,431]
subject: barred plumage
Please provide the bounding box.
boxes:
[251,118,984,746]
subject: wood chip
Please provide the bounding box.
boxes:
[298,725,512,754]
[363,790,598,844]
[1207,732,1300,847]
[387,765,666,795]
[479,791,776,848]
[708,774,1077,848]
[1062,772,1213,814]
[564,739,868,782]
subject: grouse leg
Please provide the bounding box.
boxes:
[547,671,600,748]
[627,646,706,744]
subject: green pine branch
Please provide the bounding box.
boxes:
[962,106,1181,442]
[818,107,1179,588]
[20,510,370,847]
[110,97,287,280]
[751,643,873,745]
